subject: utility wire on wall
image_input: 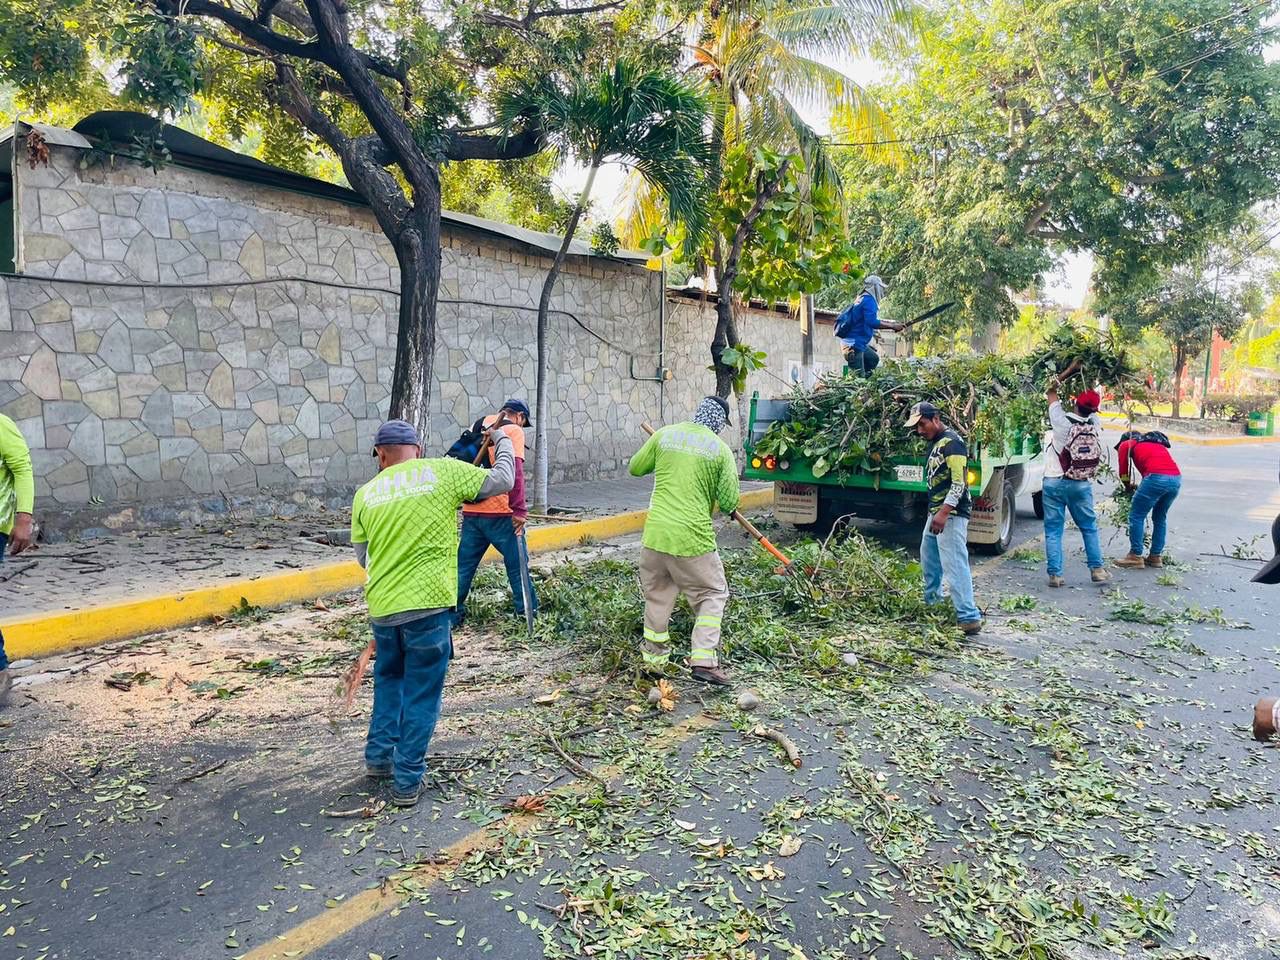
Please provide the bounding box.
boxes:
[0,270,662,361]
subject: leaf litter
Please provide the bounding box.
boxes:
[2,532,1277,959]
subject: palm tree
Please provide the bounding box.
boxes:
[622,0,915,397]
[497,58,711,511]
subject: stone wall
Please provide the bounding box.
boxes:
[1,137,882,534]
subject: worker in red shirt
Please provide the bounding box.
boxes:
[1114,431,1181,569]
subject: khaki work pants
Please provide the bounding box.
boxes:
[638,547,729,669]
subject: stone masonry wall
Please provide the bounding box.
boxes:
[1,139,871,534]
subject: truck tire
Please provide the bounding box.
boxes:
[1032,490,1044,520]
[978,480,1017,555]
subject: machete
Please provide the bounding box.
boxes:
[895,301,957,331]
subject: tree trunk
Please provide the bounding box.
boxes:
[388,203,443,440]
[1171,344,1186,419]
[710,275,739,399]
[532,161,600,511]
[708,161,790,400]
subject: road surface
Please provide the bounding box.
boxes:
[2,438,1278,960]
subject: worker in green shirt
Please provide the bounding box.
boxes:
[1,413,36,706]
[351,418,514,807]
[629,396,741,686]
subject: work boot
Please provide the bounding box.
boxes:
[1145,555,1165,568]
[1091,568,1112,584]
[1047,575,1065,588]
[391,780,422,807]
[366,762,392,779]
[691,665,731,686]
[1115,554,1146,569]
[0,669,10,707]
[958,620,983,636]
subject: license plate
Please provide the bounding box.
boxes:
[775,482,818,524]
[894,465,924,483]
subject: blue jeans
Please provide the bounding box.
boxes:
[454,514,538,625]
[844,345,880,377]
[366,611,453,793]
[921,515,981,623]
[0,533,7,670]
[1130,474,1181,557]
[1042,477,1104,575]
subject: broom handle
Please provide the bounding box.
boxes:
[641,422,794,568]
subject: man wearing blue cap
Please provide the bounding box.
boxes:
[351,417,515,806]
[454,399,537,627]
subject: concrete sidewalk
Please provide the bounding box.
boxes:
[0,475,771,659]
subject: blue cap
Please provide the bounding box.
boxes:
[372,419,420,452]
[501,398,532,426]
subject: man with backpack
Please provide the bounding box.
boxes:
[452,399,537,628]
[1114,430,1181,569]
[1042,384,1110,587]
[834,275,904,376]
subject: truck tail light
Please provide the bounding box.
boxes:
[966,468,979,486]
[779,459,790,471]
[764,455,778,471]
[751,456,763,469]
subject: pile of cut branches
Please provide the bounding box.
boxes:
[755,327,1137,477]
[465,534,958,677]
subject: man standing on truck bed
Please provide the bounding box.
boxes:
[628,396,741,685]
[904,402,983,635]
[834,275,904,376]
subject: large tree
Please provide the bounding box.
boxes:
[0,0,632,434]
[831,0,1280,345]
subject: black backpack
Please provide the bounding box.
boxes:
[445,417,486,463]
[1140,431,1172,449]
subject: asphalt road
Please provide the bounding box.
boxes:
[3,437,1279,960]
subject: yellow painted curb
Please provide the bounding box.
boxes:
[1,487,775,660]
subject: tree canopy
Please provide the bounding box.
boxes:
[831,0,1280,339]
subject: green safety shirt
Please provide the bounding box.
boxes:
[628,422,741,557]
[350,457,489,619]
[925,428,972,519]
[0,413,35,537]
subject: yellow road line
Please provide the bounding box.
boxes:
[0,489,777,660]
[242,712,718,960]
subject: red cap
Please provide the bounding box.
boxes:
[1075,390,1101,414]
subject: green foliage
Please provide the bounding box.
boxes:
[0,1,93,112]
[440,155,573,234]
[755,330,1136,471]
[108,12,202,114]
[1200,393,1277,421]
[589,222,620,258]
[715,145,860,304]
[826,0,1280,337]
[497,57,711,245]
[713,343,768,396]
[466,533,956,677]
[1108,269,1246,411]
